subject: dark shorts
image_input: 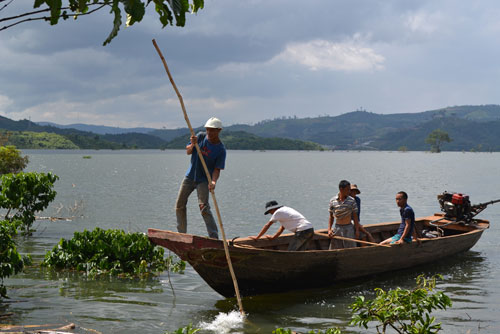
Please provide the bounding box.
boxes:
[288,228,314,251]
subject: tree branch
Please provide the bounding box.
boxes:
[0,3,107,32]
[0,0,14,13]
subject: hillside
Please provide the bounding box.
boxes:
[371,117,500,151]
[146,104,500,150]
[36,122,154,135]
[165,131,324,150]
[2,131,79,149]
[1,116,324,150]
[3,104,500,151]
[0,116,163,149]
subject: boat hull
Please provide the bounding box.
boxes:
[148,216,488,297]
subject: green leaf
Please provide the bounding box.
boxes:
[103,0,123,46]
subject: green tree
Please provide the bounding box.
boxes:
[425,129,452,153]
[0,0,205,46]
[0,145,29,175]
[0,172,59,235]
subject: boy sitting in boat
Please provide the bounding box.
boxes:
[250,201,314,251]
[380,191,418,245]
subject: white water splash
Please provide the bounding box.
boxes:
[198,311,246,333]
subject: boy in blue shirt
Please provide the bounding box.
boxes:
[381,191,416,245]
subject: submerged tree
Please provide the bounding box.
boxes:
[425,129,452,153]
[0,0,205,45]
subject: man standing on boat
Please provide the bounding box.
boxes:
[250,201,314,251]
[380,191,415,245]
[174,117,226,239]
[328,180,361,248]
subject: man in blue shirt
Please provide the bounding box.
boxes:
[175,117,226,239]
[380,191,415,245]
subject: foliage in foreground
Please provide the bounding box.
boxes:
[1,1,205,46]
[0,219,31,298]
[165,323,200,334]
[0,172,59,235]
[42,228,185,278]
[350,275,452,334]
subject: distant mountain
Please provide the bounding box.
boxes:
[1,116,162,149]
[166,131,324,150]
[36,122,155,135]
[1,115,323,150]
[4,104,500,151]
[216,104,500,150]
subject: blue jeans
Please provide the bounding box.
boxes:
[175,177,219,239]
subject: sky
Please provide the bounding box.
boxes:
[1,0,500,129]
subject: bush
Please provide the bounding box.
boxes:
[0,172,59,235]
[42,228,185,278]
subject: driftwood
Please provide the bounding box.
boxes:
[0,322,75,333]
[35,216,74,222]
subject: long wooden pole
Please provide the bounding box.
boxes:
[152,39,244,314]
[316,231,391,248]
[333,235,391,248]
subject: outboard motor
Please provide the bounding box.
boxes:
[438,191,500,223]
[438,192,473,222]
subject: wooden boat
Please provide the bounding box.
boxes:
[148,214,489,297]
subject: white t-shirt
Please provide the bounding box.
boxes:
[270,206,313,233]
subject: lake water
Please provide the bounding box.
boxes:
[2,150,500,333]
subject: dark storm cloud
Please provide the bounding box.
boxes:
[1,0,500,127]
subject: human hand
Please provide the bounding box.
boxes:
[328,229,335,238]
[190,135,197,145]
[208,180,216,191]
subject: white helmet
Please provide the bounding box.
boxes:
[204,117,222,129]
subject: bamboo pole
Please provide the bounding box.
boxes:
[152,39,244,314]
[317,231,391,248]
[333,235,391,248]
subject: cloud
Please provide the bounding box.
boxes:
[2,0,500,128]
[403,10,444,34]
[0,95,14,111]
[273,37,385,72]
